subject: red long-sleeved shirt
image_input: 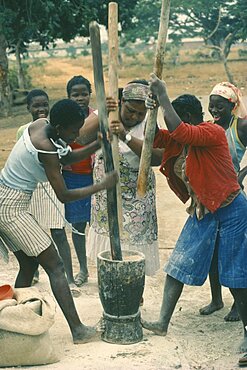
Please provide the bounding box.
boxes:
[154,121,240,212]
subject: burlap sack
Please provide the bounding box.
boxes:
[0,286,59,367]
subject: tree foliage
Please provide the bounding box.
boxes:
[0,0,139,115]
[122,0,247,52]
[1,0,139,51]
[121,0,246,83]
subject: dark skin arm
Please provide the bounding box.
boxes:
[79,94,164,166]
[238,165,247,189]
[109,119,164,166]
[29,118,100,164]
[77,97,117,145]
[77,113,99,145]
[104,96,164,166]
[236,118,247,187]
[29,119,118,203]
[237,118,247,147]
[60,139,100,165]
[39,152,118,204]
[148,73,182,132]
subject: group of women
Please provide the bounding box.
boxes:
[0,71,247,364]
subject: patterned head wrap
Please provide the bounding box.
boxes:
[210,82,247,118]
[122,83,149,102]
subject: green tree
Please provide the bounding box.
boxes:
[171,0,247,83]
[122,0,247,83]
[0,0,139,116]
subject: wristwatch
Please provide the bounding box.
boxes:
[124,133,132,144]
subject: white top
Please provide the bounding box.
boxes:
[0,126,71,193]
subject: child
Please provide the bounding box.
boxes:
[16,89,81,297]
[63,76,95,286]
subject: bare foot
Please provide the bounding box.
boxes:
[94,317,106,334]
[141,319,167,336]
[224,303,240,322]
[74,272,88,287]
[239,353,247,366]
[72,324,100,344]
[69,283,81,298]
[199,301,224,315]
[238,337,247,353]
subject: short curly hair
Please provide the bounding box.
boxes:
[27,89,49,106]
[66,75,92,97]
[172,94,204,122]
[50,99,85,128]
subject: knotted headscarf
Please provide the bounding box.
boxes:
[210,82,247,118]
[122,83,149,102]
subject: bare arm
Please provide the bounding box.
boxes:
[237,118,247,147]
[148,73,182,132]
[77,98,119,145]
[77,112,99,145]
[39,152,118,203]
[128,137,164,166]
[238,165,247,189]
[109,120,164,166]
[60,139,100,165]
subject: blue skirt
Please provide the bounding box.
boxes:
[165,192,247,288]
[63,171,93,224]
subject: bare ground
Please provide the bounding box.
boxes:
[0,166,246,370]
[0,55,246,369]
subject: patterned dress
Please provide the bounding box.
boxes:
[87,119,160,276]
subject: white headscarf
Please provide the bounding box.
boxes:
[210,82,247,118]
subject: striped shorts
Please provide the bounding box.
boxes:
[30,182,65,229]
[0,184,53,258]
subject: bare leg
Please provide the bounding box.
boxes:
[15,246,98,344]
[199,242,224,315]
[230,288,247,352]
[32,269,39,285]
[224,301,240,322]
[50,228,74,284]
[72,222,89,287]
[142,275,184,335]
[14,251,39,287]
[199,270,224,315]
[51,228,80,297]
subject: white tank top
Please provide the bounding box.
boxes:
[0,126,71,193]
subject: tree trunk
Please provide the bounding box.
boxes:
[221,38,235,85]
[222,54,235,84]
[0,24,11,116]
[15,40,25,89]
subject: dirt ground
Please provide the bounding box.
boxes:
[0,55,247,369]
[0,166,246,370]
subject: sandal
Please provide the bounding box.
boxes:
[74,272,88,287]
[69,283,81,298]
[239,354,247,367]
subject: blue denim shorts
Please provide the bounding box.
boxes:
[164,192,247,288]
